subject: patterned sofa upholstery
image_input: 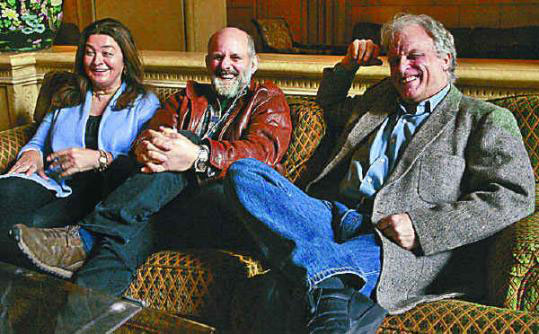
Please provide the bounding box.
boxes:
[0,90,537,333]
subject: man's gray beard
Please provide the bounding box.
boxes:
[211,69,253,98]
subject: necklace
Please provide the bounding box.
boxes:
[92,85,121,101]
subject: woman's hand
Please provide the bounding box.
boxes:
[47,148,102,177]
[8,150,47,178]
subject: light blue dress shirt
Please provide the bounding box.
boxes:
[340,84,450,207]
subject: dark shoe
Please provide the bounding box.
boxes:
[306,285,387,334]
[241,271,306,334]
[10,224,86,279]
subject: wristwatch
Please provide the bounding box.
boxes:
[194,145,210,173]
[97,150,109,172]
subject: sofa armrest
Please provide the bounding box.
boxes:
[487,199,539,313]
[281,96,326,184]
[0,124,36,173]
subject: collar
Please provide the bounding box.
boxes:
[398,83,451,115]
[210,85,248,113]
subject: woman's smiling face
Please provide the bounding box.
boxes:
[83,34,124,90]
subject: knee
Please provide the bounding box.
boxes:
[0,177,19,194]
[226,158,269,183]
[225,159,267,196]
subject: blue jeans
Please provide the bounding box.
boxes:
[72,132,256,298]
[224,158,381,297]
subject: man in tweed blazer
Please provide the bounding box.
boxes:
[224,13,535,334]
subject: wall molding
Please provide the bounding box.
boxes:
[1,47,538,129]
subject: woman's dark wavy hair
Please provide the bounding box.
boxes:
[53,18,147,110]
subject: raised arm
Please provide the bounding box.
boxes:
[317,39,383,128]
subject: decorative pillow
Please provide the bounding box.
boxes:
[488,95,539,182]
[255,18,294,50]
[281,96,326,184]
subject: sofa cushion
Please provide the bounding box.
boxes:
[125,249,264,329]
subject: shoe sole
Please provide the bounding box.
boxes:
[12,226,74,279]
[348,302,388,334]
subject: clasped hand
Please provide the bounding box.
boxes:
[8,148,101,179]
[134,127,200,173]
[341,39,383,70]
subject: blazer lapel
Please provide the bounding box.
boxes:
[384,85,463,186]
[312,96,395,184]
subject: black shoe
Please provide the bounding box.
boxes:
[246,271,306,334]
[306,284,387,334]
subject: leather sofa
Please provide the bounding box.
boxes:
[0,85,537,333]
[352,22,539,59]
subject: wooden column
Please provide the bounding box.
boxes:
[185,0,227,52]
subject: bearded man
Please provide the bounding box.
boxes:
[12,27,292,297]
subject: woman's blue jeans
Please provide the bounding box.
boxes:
[224,158,381,297]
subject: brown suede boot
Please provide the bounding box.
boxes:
[10,224,87,279]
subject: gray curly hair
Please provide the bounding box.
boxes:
[381,13,457,83]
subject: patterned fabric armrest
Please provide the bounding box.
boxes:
[486,95,538,312]
[487,202,539,313]
[0,124,36,173]
[281,96,326,184]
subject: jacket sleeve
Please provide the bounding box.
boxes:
[134,92,161,133]
[409,106,535,256]
[18,110,55,160]
[206,87,292,178]
[317,64,365,129]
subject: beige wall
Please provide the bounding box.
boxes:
[94,0,187,51]
[1,47,539,130]
[62,0,227,52]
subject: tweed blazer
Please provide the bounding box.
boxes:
[314,66,535,314]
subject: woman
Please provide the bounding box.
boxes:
[0,18,160,260]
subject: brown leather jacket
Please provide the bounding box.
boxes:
[142,79,292,180]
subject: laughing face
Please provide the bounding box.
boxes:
[83,34,124,91]
[206,28,258,98]
[388,24,451,104]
